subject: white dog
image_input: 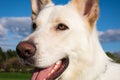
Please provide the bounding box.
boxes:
[16,0,120,80]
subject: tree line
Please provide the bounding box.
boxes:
[0,47,33,72]
[0,47,120,72]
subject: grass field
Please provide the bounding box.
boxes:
[0,72,31,80]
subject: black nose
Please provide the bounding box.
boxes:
[16,41,36,59]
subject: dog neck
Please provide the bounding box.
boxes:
[78,27,110,80]
[58,27,110,80]
[94,64,108,80]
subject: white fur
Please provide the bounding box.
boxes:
[22,1,120,80]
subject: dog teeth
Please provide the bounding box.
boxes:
[46,60,62,79]
[54,65,58,70]
[51,69,55,74]
[47,61,61,77]
[48,69,55,77]
[56,61,61,65]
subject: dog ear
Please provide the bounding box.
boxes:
[31,0,53,20]
[71,0,99,27]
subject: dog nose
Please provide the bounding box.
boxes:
[16,41,36,59]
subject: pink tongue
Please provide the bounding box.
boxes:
[31,61,62,80]
[32,65,55,80]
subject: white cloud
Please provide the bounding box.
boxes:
[0,24,7,37]
[0,17,32,37]
[0,17,32,50]
[99,29,120,42]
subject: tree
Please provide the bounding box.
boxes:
[106,51,120,63]
[106,51,116,60]
[0,47,3,62]
[6,49,17,59]
[0,47,6,62]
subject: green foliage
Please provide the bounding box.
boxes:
[0,47,17,63]
[0,47,33,72]
[106,51,120,63]
[5,49,17,59]
[0,72,31,80]
[106,52,116,60]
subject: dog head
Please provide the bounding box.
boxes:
[16,0,99,80]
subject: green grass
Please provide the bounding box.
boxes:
[0,72,31,80]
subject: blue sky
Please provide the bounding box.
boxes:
[0,0,120,52]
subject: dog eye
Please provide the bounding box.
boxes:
[56,23,69,31]
[32,23,37,31]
